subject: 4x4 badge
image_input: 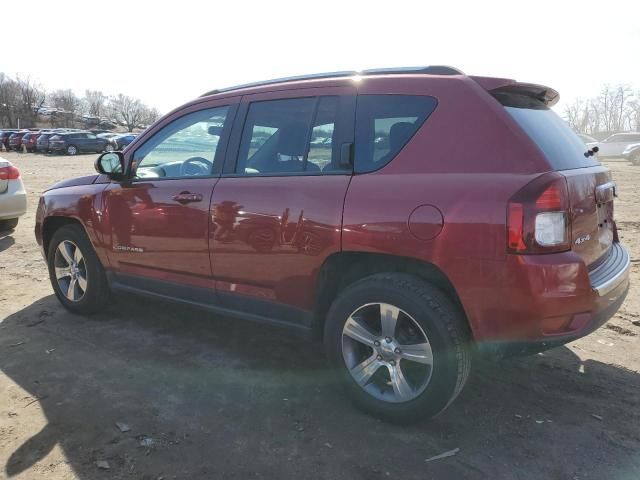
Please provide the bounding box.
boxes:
[575,234,591,245]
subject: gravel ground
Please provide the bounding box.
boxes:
[0,151,639,480]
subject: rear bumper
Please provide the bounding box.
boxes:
[484,280,629,356]
[0,180,27,220]
[468,243,631,355]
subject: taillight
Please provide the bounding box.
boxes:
[0,165,20,180]
[507,173,570,254]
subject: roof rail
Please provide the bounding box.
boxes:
[200,65,464,97]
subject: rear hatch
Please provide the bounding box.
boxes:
[493,85,615,268]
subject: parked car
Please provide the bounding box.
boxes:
[21,131,43,152]
[48,131,109,155]
[0,130,19,150]
[577,133,598,146]
[36,132,56,153]
[35,66,630,422]
[0,157,27,231]
[622,142,640,165]
[106,133,137,151]
[8,131,29,151]
[595,132,640,158]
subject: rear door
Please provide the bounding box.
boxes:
[210,87,355,321]
[501,98,615,267]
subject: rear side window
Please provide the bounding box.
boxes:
[236,96,351,175]
[495,93,599,170]
[354,94,437,173]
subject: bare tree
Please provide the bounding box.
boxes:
[564,83,638,136]
[0,73,20,127]
[49,89,80,127]
[141,106,160,127]
[109,94,146,132]
[84,90,107,117]
[14,75,45,128]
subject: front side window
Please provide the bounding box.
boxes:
[236,96,343,175]
[354,94,437,173]
[133,106,229,179]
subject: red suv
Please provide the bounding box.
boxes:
[35,66,630,421]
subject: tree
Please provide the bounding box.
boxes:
[109,94,145,132]
[563,83,637,136]
[84,90,107,117]
[14,75,45,128]
[0,73,20,127]
[48,89,80,127]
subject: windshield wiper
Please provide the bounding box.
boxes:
[584,146,599,157]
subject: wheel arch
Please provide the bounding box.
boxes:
[313,251,472,340]
[42,216,88,257]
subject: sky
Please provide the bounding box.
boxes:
[2,0,639,115]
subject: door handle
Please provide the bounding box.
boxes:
[172,191,203,204]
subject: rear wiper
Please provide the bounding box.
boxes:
[584,146,599,157]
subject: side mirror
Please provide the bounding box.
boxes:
[95,151,126,180]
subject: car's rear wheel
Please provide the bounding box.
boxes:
[0,218,19,232]
[66,144,78,156]
[631,151,640,166]
[324,273,471,423]
[105,143,114,152]
[47,224,110,314]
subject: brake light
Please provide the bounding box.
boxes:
[535,184,562,209]
[0,165,20,180]
[507,173,570,254]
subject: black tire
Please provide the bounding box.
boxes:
[324,273,471,423]
[0,218,19,232]
[66,144,78,156]
[47,224,110,314]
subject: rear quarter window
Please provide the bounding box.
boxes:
[495,93,599,171]
[354,94,437,173]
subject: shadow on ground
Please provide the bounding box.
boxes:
[1,295,639,479]
[0,231,15,253]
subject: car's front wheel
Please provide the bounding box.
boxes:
[66,144,78,156]
[324,273,471,423]
[47,224,110,314]
[631,151,640,166]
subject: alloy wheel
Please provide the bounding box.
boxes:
[341,302,434,403]
[54,240,87,302]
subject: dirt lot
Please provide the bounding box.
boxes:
[0,151,639,480]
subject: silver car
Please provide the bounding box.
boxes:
[0,157,27,231]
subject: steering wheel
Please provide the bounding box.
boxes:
[180,157,213,176]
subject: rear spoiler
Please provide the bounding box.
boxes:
[471,76,560,107]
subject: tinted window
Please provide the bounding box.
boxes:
[133,106,229,179]
[354,94,437,173]
[237,96,344,175]
[497,93,599,170]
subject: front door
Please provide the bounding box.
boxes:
[104,103,236,288]
[210,89,355,324]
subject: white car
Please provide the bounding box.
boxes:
[0,158,27,231]
[577,133,598,146]
[595,132,640,158]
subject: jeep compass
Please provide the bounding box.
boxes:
[35,66,630,421]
